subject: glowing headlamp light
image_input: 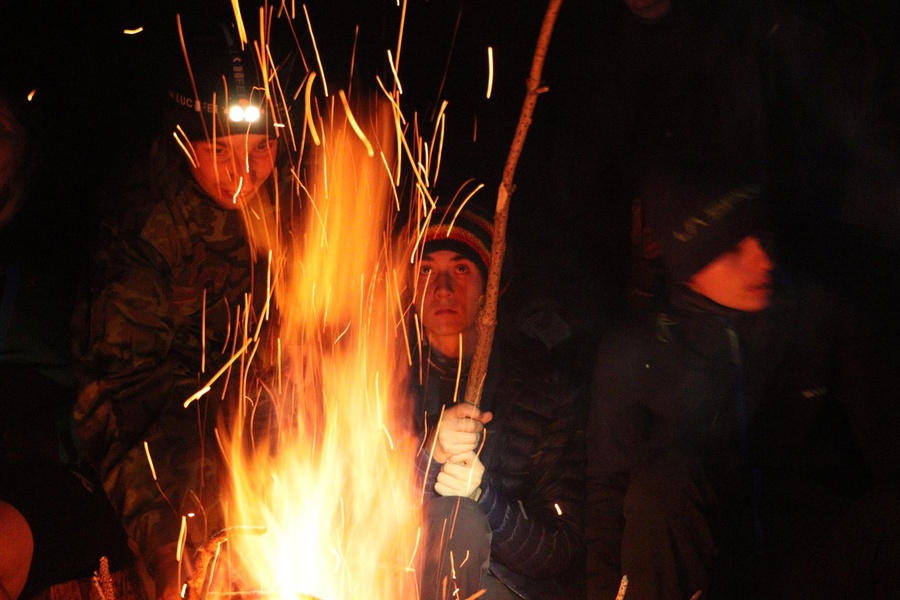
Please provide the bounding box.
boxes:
[228,104,261,123]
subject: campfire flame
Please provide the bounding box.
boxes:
[212,102,422,600]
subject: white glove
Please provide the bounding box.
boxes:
[434,451,485,499]
[428,403,493,464]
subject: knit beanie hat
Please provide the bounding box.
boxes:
[642,163,770,283]
[164,21,284,141]
[421,206,494,281]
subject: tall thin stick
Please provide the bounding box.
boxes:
[464,0,564,407]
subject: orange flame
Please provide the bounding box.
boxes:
[214,102,422,599]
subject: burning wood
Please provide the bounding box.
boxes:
[162,1,566,598]
[195,99,422,599]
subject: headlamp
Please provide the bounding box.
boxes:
[228,102,262,123]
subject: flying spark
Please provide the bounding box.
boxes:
[486,46,494,99]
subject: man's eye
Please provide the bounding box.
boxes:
[255,141,273,152]
[419,266,432,275]
[455,264,470,274]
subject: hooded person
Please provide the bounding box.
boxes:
[73,18,296,600]
[585,160,900,599]
[405,205,585,600]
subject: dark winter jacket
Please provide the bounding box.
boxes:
[585,279,900,597]
[413,337,586,599]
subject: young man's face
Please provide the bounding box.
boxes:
[416,249,485,359]
[687,236,774,312]
[190,133,278,210]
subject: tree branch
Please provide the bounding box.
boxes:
[464,0,564,407]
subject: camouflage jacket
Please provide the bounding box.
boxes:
[74,145,276,575]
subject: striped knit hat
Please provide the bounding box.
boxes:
[422,206,494,281]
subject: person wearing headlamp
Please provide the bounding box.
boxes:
[74,19,294,600]
[162,26,283,213]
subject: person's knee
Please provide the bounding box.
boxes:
[421,497,491,600]
[0,500,34,599]
[620,459,718,598]
[426,496,491,545]
[624,456,712,522]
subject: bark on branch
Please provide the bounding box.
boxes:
[464,0,565,407]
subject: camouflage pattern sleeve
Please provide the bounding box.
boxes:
[74,220,220,577]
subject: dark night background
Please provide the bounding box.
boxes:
[2,0,900,371]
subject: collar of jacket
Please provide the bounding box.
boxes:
[658,285,764,360]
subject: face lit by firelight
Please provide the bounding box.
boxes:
[687,235,775,312]
[417,250,485,360]
[190,133,278,210]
